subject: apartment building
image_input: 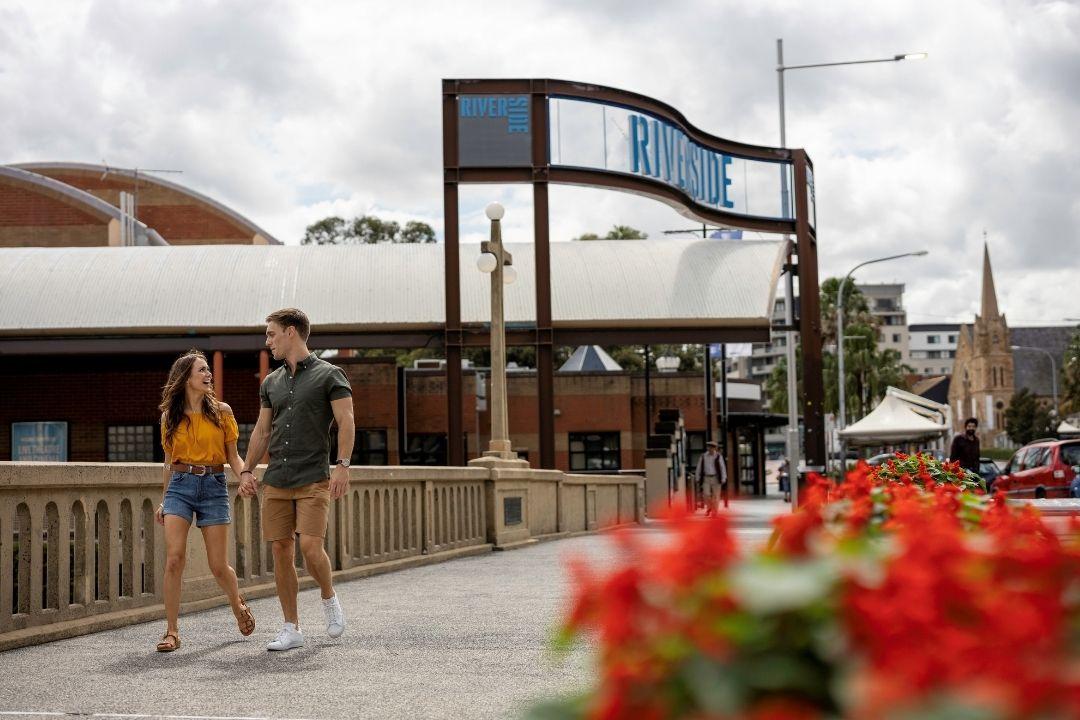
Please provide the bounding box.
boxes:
[907,323,960,376]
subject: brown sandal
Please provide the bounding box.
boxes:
[236,599,255,637]
[156,631,180,652]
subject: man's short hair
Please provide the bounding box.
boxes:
[964,417,979,427]
[266,308,311,341]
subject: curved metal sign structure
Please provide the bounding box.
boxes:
[441,79,823,474]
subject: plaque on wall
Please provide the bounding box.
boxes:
[503,496,523,526]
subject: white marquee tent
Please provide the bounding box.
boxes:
[838,387,950,446]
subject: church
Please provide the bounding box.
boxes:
[949,244,1072,448]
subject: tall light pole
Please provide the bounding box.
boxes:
[474,202,520,461]
[776,39,926,487]
[836,251,928,465]
[1012,345,1059,417]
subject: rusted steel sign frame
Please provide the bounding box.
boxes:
[442,78,824,473]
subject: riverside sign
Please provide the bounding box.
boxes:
[441,78,825,477]
[455,89,798,224]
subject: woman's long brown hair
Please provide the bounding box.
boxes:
[159,350,222,448]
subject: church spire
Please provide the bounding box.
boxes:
[980,238,1000,319]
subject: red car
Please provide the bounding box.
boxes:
[993,439,1080,498]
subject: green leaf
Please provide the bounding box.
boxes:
[522,693,590,720]
[680,654,744,714]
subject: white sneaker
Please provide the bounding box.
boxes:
[267,623,304,651]
[323,595,345,639]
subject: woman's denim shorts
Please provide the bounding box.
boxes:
[162,471,231,527]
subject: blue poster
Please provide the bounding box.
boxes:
[11,422,68,461]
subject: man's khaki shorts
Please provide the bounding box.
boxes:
[262,480,330,541]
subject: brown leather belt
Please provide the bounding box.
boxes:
[171,462,225,476]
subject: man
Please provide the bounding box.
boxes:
[239,308,355,651]
[949,417,981,474]
[695,440,728,514]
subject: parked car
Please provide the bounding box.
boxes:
[978,457,1001,490]
[994,439,1080,499]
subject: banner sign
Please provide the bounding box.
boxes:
[12,421,68,461]
[548,97,794,221]
[457,94,532,167]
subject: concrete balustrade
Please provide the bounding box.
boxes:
[0,462,643,651]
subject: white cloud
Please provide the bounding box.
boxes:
[0,0,1076,325]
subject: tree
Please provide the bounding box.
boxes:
[1004,387,1056,445]
[301,214,436,245]
[819,277,875,350]
[400,220,436,244]
[301,216,348,245]
[765,276,911,418]
[1062,330,1080,415]
[573,225,648,241]
[605,225,648,240]
[351,215,400,244]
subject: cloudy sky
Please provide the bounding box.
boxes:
[1,0,1077,326]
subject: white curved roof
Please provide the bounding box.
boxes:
[0,240,786,336]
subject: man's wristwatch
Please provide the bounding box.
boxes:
[335,459,350,468]
[240,470,254,477]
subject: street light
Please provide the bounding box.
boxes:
[476,201,518,461]
[775,38,927,491]
[1011,345,1059,417]
[836,250,928,467]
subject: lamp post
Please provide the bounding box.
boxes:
[475,202,519,461]
[836,251,928,467]
[1011,345,1059,417]
[776,39,926,491]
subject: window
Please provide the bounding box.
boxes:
[107,425,160,462]
[1061,444,1080,467]
[910,350,928,359]
[948,335,957,343]
[403,433,446,465]
[569,432,621,472]
[928,350,942,359]
[352,429,388,465]
[891,334,901,343]
[927,335,940,344]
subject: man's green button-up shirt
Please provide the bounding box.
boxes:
[259,353,352,489]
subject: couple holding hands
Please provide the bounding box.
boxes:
[154,308,355,653]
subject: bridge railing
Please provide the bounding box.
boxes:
[0,462,643,650]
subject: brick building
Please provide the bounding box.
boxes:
[2,162,279,247]
[0,348,779,494]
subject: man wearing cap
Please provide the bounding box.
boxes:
[695,440,728,514]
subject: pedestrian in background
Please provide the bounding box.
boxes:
[695,440,728,514]
[156,350,255,652]
[949,416,981,473]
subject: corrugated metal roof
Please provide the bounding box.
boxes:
[0,240,786,336]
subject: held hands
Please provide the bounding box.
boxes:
[329,463,349,500]
[238,471,260,497]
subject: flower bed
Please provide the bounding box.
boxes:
[532,456,1080,720]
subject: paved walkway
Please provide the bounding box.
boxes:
[0,501,782,720]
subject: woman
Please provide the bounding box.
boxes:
[155,350,255,652]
